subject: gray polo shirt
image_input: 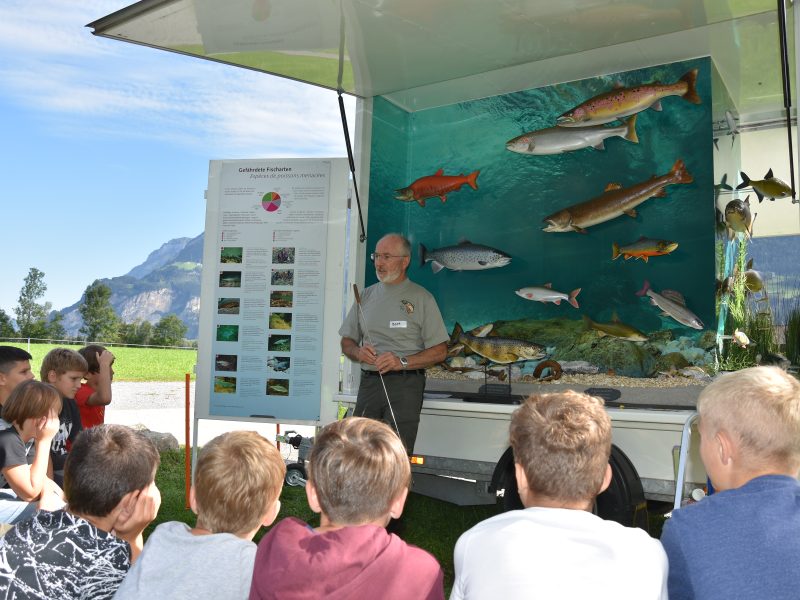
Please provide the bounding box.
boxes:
[339,279,448,371]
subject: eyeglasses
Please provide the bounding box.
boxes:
[370,252,408,262]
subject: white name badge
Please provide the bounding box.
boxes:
[390,320,407,328]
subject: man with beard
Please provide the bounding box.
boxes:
[339,233,448,453]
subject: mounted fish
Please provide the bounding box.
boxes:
[724,196,753,240]
[736,169,795,203]
[505,115,638,155]
[556,69,700,127]
[744,258,765,294]
[395,168,480,207]
[582,314,648,342]
[611,237,678,262]
[419,241,511,273]
[542,159,693,233]
[636,280,704,330]
[450,323,546,364]
[515,283,581,308]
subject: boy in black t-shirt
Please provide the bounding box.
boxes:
[40,348,87,486]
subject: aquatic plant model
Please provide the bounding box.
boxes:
[367,58,716,379]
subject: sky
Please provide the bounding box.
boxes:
[0,0,355,317]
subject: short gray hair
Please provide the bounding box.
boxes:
[380,233,411,257]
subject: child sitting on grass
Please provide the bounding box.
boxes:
[0,380,64,524]
[0,424,161,599]
[660,366,800,600]
[41,347,87,485]
[76,344,115,429]
[114,430,285,600]
[249,417,445,600]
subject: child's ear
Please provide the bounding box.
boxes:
[388,487,408,520]
[598,463,613,494]
[46,370,57,384]
[189,487,199,515]
[260,498,281,527]
[514,462,530,505]
[305,482,322,515]
[110,490,139,529]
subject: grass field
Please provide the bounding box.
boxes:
[4,342,197,381]
[152,449,499,593]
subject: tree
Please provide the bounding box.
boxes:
[0,309,15,338]
[120,320,153,346]
[46,312,66,341]
[15,268,50,338]
[151,314,188,347]
[79,281,120,341]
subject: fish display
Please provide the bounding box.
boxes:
[505,115,638,155]
[515,284,581,308]
[450,322,546,364]
[636,280,704,330]
[724,196,753,240]
[395,169,480,207]
[736,169,795,203]
[611,237,678,262]
[543,159,693,233]
[419,241,511,273]
[556,69,700,127]
[720,329,750,349]
[582,314,648,342]
[744,258,764,294]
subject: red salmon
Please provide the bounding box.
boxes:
[395,169,480,207]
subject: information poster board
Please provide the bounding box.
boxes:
[196,158,349,423]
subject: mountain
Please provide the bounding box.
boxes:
[59,234,204,339]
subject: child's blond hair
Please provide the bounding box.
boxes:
[308,417,410,525]
[40,348,87,381]
[194,431,285,535]
[510,390,611,503]
[698,366,800,472]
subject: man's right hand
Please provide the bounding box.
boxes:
[357,343,378,365]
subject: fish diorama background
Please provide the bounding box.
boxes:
[367,58,715,377]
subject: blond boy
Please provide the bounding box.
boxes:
[114,431,285,600]
[41,348,87,485]
[451,391,667,600]
[250,417,445,600]
[661,366,800,600]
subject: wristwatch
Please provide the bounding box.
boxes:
[399,356,409,369]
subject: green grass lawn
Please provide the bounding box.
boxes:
[152,449,499,592]
[6,342,196,381]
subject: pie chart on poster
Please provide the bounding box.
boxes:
[262,192,281,212]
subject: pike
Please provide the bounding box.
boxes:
[736,169,795,203]
[543,159,693,233]
[395,168,480,207]
[506,115,638,155]
[557,69,700,127]
[582,314,648,342]
[611,237,678,262]
[450,323,546,364]
[515,283,581,308]
[636,280,704,330]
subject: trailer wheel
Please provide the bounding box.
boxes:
[284,464,307,487]
[494,445,648,530]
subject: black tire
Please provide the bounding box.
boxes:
[284,464,307,487]
[499,459,524,511]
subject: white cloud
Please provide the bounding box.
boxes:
[0,0,357,157]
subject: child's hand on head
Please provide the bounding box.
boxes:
[98,350,115,369]
[34,411,60,443]
[114,482,162,540]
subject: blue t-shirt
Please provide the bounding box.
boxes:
[661,475,800,600]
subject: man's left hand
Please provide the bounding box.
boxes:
[375,352,402,374]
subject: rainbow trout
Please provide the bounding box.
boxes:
[450,323,546,364]
[543,159,692,233]
[557,69,700,126]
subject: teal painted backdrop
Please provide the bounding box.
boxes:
[366,58,715,376]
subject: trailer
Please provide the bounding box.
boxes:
[89,0,800,523]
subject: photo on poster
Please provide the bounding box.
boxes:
[266,378,290,396]
[270,290,293,308]
[219,271,242,288]
[216,324,240,342]
[267,356,291,374]
[218,298,240,315]
[215,354,238,372]
[214,376,237,394]
[220,247,244,264]
[272,247,295,264]
[269,312,292,330]
[268,334,291,352]
[271,269,294,286]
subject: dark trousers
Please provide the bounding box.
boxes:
[355,371,425,453]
